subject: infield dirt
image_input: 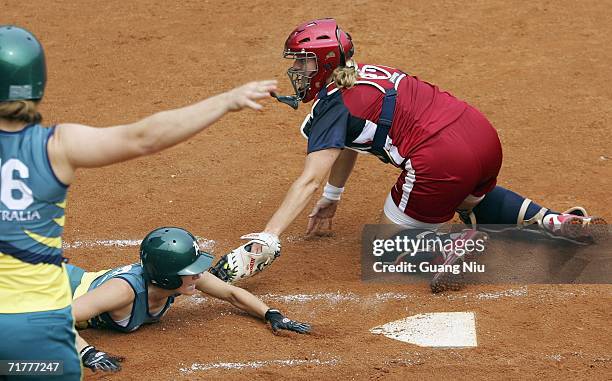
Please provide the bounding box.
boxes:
[3,1,611,379]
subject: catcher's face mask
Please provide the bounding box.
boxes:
[284,49,318,102]
[274,19,354,107]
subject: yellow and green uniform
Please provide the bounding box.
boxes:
[0,124,81,380]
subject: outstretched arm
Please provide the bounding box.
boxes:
[263,148,341,237]
[196,272,310,334]
[210,148,345,283]
[48,80,277,184]
[196,272,268,318]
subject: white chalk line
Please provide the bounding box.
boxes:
[186,291,410,306]
[179,357,340,373]
[186,288,534,308]
[273,289,523,303]
[61,234,306,250]
[63,239,142,249]
[446,286,529,301]
[187,287,596,307]
[62,238,216,251]
[178,351,610,374]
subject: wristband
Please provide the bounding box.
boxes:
[80,345,96,360]
[264,308,281,321]
[322,183,344,201]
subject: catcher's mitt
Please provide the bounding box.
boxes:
[209,232,280,283]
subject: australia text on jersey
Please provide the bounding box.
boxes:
[1,210,41,222]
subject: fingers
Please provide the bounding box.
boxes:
[244,99,263,111]
[100,363,112,372]
[306,216,335,237]
[306,216,317,236]
[306,204,326,234]
[101,359,121,372]
[272,322,311,334]
[307,198,337,235]
[291,322,312,334]
[316,217,330,234]
[308,203,322,218]
[249,80,278,98]
[95,362,111,372]
[307,217,325,237]
[284,321,311,334]
[230,80,278,111]
[314,218,324,234]
[256,79,278,89]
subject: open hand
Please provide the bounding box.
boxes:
[306,197,339,237]
[265,309,311,334]
[225,80,278,111]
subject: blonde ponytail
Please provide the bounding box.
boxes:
[331,60,358,89]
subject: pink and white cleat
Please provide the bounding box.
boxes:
[541,207,607,244]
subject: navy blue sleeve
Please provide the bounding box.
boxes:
[306,94,349,154]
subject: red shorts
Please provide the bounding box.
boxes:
[390,106,502,223]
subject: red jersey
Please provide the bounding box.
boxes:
[301,63,467,166]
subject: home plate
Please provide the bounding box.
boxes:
[370,312,477,348]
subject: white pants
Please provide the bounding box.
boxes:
[383,193,443,230]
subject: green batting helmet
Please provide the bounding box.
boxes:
[140,227,214,290]
[0,25,46,101]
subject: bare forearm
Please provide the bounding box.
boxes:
[264,177,320,236]
[132,92,231,154]
[228,288,269,319]
[54,81,276,177]
[75,331,89,352]
[328,149,357,187]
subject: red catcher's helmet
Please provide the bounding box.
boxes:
[283,18,354,103]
